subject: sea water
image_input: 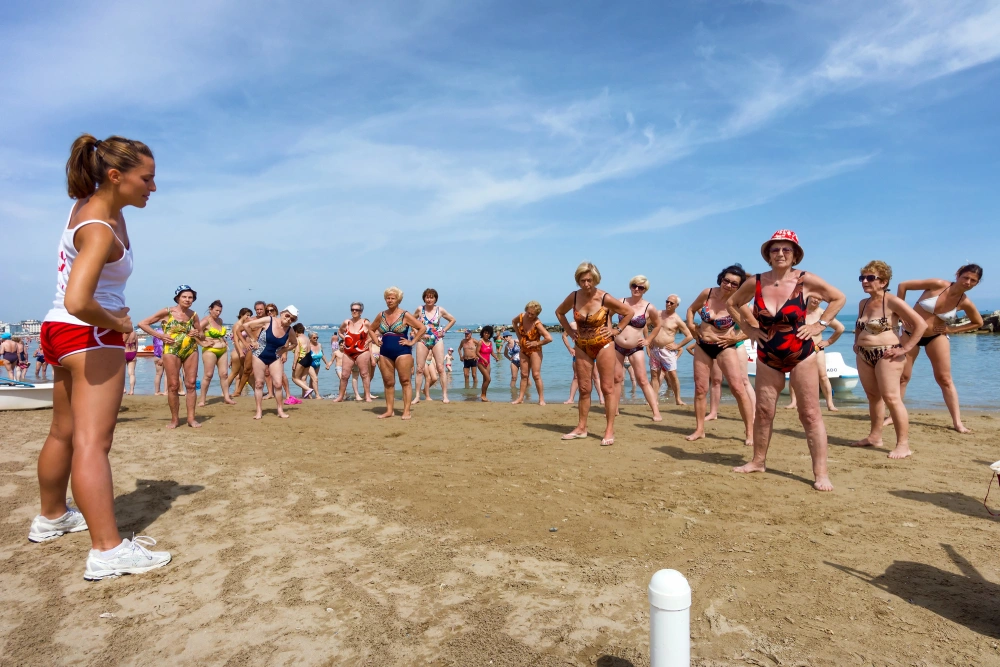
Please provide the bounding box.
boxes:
[113,318,1000,411]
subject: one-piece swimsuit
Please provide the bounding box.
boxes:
[753,272,814,373]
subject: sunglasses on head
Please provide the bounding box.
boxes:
[630,284,646,291]
[858,274,880,283]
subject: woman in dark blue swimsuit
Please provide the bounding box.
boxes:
[369,287,426,420]
[235,306,299,420]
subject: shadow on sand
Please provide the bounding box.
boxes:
[827,544,1000,638]
[114,479,204,535]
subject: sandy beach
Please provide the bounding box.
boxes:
[1,397,998,665]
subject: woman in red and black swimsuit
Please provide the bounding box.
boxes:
[332,301,374,402]
[725,230,845,492]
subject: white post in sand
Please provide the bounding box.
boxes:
[648,569,691,667]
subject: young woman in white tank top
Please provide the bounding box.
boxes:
[892,264,984,434]
[31,134,171,580]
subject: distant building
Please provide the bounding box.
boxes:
[19,319,42,335]
[0,321,8,334]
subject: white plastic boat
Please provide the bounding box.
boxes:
[0,381,54,410]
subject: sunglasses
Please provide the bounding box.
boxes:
[858,274,880,283]
[630,284,647,291]
[665,301,678,306]
[720,279,740,288]
[350,308,361,312]
[769,247,794,255]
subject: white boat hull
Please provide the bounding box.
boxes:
[0,383,54,410]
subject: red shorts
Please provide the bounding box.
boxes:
[40,322,125,366]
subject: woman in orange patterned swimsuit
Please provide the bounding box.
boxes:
[724,231,845,492]
[555,262,635,446]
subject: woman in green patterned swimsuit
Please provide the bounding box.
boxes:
[139,285,204,429]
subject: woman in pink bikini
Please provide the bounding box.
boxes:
[123,331,138,395]
[33,133,171,579]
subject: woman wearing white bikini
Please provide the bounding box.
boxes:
[33,134,171,580]
[893,264,983,433]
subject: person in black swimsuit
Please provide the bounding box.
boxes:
[725,230,845,492]
[685,264,755,446]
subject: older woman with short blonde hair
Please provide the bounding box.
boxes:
[511,300,552,405]
[555,262,634,446]
[614,274,663,421]
[369,287,426,419]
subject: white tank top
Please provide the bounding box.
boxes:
[43,206,133,326]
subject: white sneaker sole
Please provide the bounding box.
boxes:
[28,523,89,543]
[84,555,172,581]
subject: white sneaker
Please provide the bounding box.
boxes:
[28,508,89,543]
[84,536,172,581]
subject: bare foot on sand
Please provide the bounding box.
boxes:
[401,414,412,420]
[888,444,912,459]
[883,416,893,427]
[538,400,546,406]
[850,437,883,448]
[744,437,753,447]
[705,414,717,422]
[224,397,236,405]
[188,420,201,428]
[166,420,179,430]
[442,398,450,404]
[675,399,687,406]
[277,412,289,419]
[480,396,490,402]
[733,461,766,474]
[511,398,523,405]
[378,411,393,419]
[563,399,575,404]
[827,405,839,412]
[685,430,705,442]
[813,476,834,492]
[197,401,207,407]
[954,423,972,434]
[652,414,663,422]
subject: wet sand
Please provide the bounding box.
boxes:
[1,396,998,666]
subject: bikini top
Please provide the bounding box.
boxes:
[573,292,610,331]
[699,289,735,330]
[379,311,409,335]
[917,285,959,323]
[517,313,541,341]
[205,324,227,339]
[855,297,892,335]
[620,300,649,329]
[753,272,808,329]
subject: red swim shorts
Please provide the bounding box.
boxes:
[40,322,125,366]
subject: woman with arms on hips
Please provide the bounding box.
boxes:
[333,302,375,402]
[685,264,756,445]
[412,289,456,404]
[893,264,983,434]
[139,286,204,428]
[34,133,171,579]
[197,299,235,407]
[512,301,552,405]
[851,261,927,458]
[725,231,845,492]
[369,288,426,419]
[234,306,300,419]
[555,262,634,446]
[503,333,520,390]
[614,275,663,421]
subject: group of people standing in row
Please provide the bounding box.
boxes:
[24,134,987,581]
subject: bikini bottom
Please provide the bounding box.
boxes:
[615,342,645,357]
[904,330,944,347]
[697,341,725,360]
[857,344,902,368]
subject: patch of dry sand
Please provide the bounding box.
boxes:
[1,397,999,666]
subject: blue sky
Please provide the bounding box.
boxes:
[2,0,998,323]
